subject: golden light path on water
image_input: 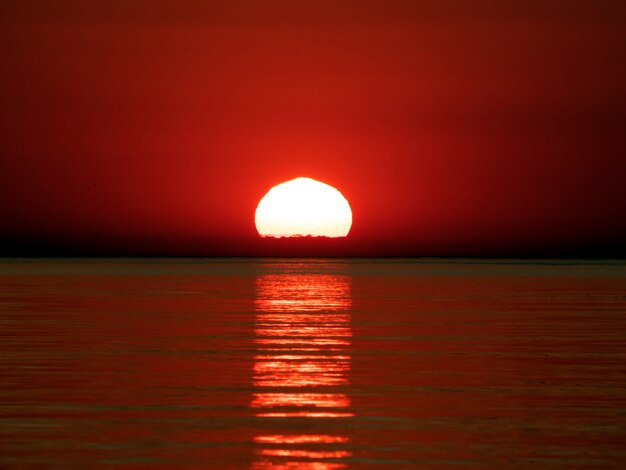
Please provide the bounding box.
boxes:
[251,273,353,469]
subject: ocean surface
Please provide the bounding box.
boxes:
[1,258,625,468]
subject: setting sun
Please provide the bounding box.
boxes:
[255,177,352,238]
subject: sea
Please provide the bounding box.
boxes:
[1,258,625,468]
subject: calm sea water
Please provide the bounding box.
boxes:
[1,259,625,468]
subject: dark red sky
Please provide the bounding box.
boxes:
[1,1,625,256]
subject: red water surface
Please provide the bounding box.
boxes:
[1,259,625,468]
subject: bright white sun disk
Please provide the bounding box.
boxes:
[255,177,352,238]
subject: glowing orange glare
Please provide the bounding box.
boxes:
[256,412,354,418]
[257,449,352,458]
[252,463,346,470]
[255,177,352,238]
[254,435,349,444]
[251,393,351,408]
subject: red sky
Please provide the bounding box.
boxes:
[1,1,625,256]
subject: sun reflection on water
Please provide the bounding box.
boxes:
[252,273,353,470]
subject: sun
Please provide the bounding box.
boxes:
[255,177,352,238]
